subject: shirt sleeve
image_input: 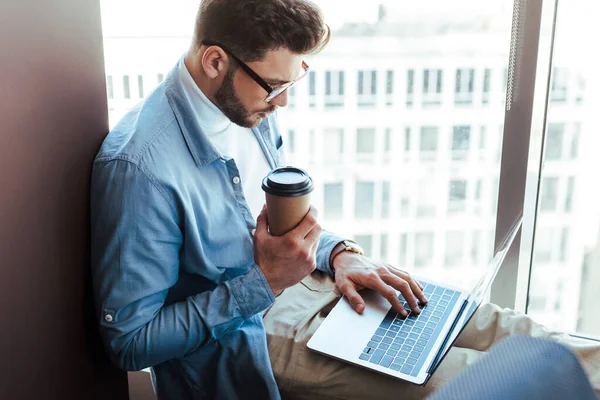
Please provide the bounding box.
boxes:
[316,230,345,276]
[91,159,275,371]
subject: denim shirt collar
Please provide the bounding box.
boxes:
[163,58,274,168]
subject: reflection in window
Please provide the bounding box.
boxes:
[449,180,467,213]
[452,125,471,160]
[325,70,344,107]
[355,181,375,219]
[540,177,559,212]
[423,69,442,106]
[415,232,434,268]
[358,70,377,106]
[545,123,564,161]
[324,128,344,165]
[455,68,475,104]
[123,75,131,99]
[406,69,415,107]
[420,127,439,161]
[551,67,568,102]
[324,183,344,220]
[355,234,373,258]
[106,75,114,99]
[445,231,465,267]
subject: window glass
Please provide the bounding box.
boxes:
[324,183,344,220]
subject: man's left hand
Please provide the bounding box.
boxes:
[332,252,428,316]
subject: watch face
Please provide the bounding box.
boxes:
[344,240,364,255]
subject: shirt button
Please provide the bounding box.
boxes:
[233,176,241,185]
[104,314,113,323]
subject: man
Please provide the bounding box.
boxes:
[91,0,600,399]
[92,1,425,399]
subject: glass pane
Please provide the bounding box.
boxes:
[100,0,515,291]
[527,0,600,335]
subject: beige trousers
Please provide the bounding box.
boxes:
[264,272,600,400]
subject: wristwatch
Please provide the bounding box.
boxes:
[331,240,364,266]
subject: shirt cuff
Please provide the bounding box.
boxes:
[229,263,276,319]
[316,230,346,276]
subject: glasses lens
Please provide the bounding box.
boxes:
[264,82,295,102]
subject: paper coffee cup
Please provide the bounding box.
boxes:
[261,167,314,237]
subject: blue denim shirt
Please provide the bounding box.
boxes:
[90,60,343,399]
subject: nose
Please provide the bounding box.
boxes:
[270,89,289,108]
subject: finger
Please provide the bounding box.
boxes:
[255,205,269,236]
[291,207,319,238]
[304,223,322,249]
[381,273,421,315]
[388,265,425,291]
[365,276,408,317]
[390,267,428,305]
[338,282,365,314]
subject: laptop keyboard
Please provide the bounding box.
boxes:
[358,282,461,377]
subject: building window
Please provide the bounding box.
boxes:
[417,180,437,217]
[157,73,164,83]
[324,128,344,165]
[287,129,295,153]
[355,181,375,219]
[383,128,393,164]
[559,228,569,262]
[355,234,373,258]
[423,69,442,106]
[399,233,408,266]
[565,176,575,213]
[528,295,547,312]
[475,179,483,201]
[309,129,316,164]
[356,128,375,163]
[415,232,434,268]
[381,182,391,219]
[381,234,389,261]
[406,69,415,107]
[324,183,344,220]
[138,75,144,98]
[445,231,465,267]
[455,68,475,104]
[479,126,487,151]
[545,123,564,161]
[571,123,581,159]
[123,75,131,99]
[535,228,554,263]
[385,70,394,105]
[471,230,481,265]
[404,127,411,152]
[288,86,296,108]
[309,71,316,108]
[420,127,439,161]
[325,70,344,107]
[540,177,559,212]
[449,180,467,213]
[106,75,114,99]
[452,125,471,160]
[358,70,377,106]
[482,68,491,104]
[551,67,568,102]
[574,74,585,104]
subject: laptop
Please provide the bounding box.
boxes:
[307,214,523,385]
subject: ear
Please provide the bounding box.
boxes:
[201,46,230,79]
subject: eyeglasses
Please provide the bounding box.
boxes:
[202,40,310,103]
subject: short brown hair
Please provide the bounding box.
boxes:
[192,0,331,62]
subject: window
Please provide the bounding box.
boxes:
[287,129,295,153]
[455,68,475,104]
[288,86,296,108]
[423,69,442,105]
[471,231,481,265]
[106,75,114,99]
[123,75,131,99]
[417,179,437,217]
[356,128,376,157]
[355,181,375,219]
[475,179,483,201]
[324,128,344,165]
[482,68,492,104]
[404,128,411,152]
[479,126,487,150]
[138,75,144,98]
[157,73,164,83]
[540,177,559,212]
[325,70,344,107]
[406,69,415,106]
[449,180,467,213]
[309,71,316,108]
[415,233,434,268]
[452,126,471,160]
[381,182,390,219]
[559,228,569,262]
[545,123,564,161]
[355,234,373,258]
[383,128,392,163]
[534,228,554,263]
[358,70,377,106]
[420,127,439,161]
[571,123,581,159]
[551,67,568,102]
[445,231,465,267]
[381,234,389,261]
[399,233,408,267]
[324,183,344,220]
[565,177,575,213]
[385,70,394,105]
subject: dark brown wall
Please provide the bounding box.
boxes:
[0,0,128,399]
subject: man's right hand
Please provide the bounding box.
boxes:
[254,205,322,296]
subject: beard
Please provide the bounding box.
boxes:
[214,69,276,128]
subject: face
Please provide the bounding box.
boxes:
[214,48,303,128]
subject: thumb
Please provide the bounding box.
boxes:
[256,205,268,235]
[340,283,365,314]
